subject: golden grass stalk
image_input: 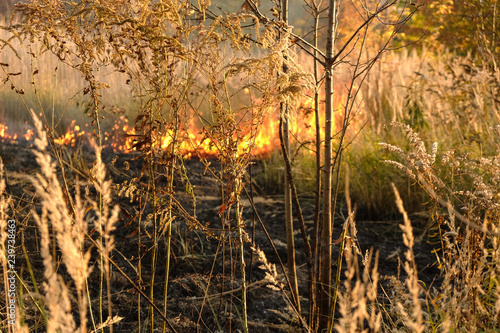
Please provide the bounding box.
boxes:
[334,249,381,333]
[251,244,311,331]
[90,142,120,332]
[29,114,90,332]
[0,158,18,333]
[392,184,426,333]
[333,168,381,333]
[25,113,122,332]
[382,122,500,330]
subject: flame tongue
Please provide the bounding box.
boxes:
[53,120,86,146]
[0,99,336,158]
[0,124,9,139]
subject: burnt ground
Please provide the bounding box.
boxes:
[0,140,440,332]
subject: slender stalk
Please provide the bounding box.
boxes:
[162,107,178,333]
[311,1,321,328]
[51,59,58,136]
[21,233,47,327]
[279,115,314,323]
[149,106,158,333]
[93,95,104,333]
[219,178,227,331]
[319,0,339,329]
[105,236,113,333]
[138,196,143,333]
[235,186,248,333]
[280,0,301,314]
[248,162,256,283]
[327,168,351,333]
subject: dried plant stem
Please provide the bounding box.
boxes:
[280,0,301,315]
[137,195,146,333]
[219,188,228,328]
[392,184,424,333]
[162,111,178,333]
[278,113,314,316]
[328,167,352,333]
[86,279,97,331]
[278,117,313,262]
[98,174,104,330]
[29,115,93,332]
[105,233,113,333]
[97,215,105,331]
[149,153,158,333]
[94,145,117,333]
[281,101,300,313]
[235,187,249,333]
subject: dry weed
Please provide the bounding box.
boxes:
[381,122,500,331]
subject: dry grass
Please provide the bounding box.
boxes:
[27,113,121,332]
[0,1,499,332]
[379,121,500,332]
[0,17,137,135]
[1,55,499,333]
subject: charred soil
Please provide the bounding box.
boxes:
[1,141,440,332]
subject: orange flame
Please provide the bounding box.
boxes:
[24,129,34,141]
[53,120,86,146]
[0,97,350,158]
[0,124,8,139]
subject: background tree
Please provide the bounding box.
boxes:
[401,0,499,60]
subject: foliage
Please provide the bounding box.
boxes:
[403,0,500,62]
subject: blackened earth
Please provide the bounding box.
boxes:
[0,140,440,332]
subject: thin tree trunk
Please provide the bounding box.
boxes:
[311,2,321,329]
[281,0,301,314]
[319,0,338,330]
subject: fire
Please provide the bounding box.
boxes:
[106,116,137,152]
[0,124,8,139]
[0,98,345,158]
[0,123,24,142]
[53,120,87,146]
[24,129,34,141]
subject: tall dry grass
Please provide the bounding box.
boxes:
[342,47,500,216]
[0,113,121,332]
[0,16,137,133]
[248,47,500,331]
[378,121,500,331]
[0,2,499,332]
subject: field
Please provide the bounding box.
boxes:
[1,1,500,333]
